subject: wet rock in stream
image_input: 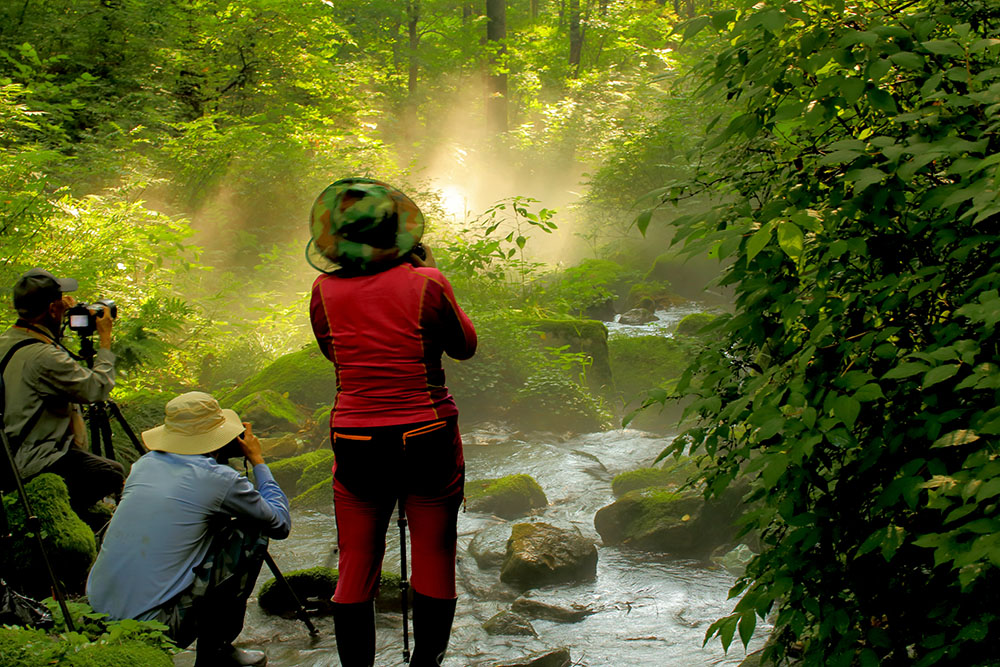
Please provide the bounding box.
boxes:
[500,522,598,588]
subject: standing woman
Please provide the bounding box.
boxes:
[307,178,477,667]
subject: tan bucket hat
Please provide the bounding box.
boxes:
[142,392,244,456]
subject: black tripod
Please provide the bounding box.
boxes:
[76,336,145,463]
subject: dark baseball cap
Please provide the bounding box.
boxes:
[12,268,78,317]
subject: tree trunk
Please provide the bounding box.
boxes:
[530,0,539,19]
[407,1,419,99]
[485,0,507,134]
[568,0,582,76]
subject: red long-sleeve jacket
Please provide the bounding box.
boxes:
[310,263,477,428]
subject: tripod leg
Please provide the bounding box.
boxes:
[97,405,115,462]
[106,400,146,456]
[399,497,411,663]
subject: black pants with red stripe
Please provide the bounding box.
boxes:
[330,416,464,603]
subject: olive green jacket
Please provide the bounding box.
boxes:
[0,325,115,479]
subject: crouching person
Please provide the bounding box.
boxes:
[86,392,291,667]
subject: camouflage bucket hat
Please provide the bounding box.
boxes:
[306,177,425,274]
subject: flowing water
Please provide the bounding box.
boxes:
[173,425,768,667]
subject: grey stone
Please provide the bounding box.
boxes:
[483,610,538,637]
[511,597,595,623]
[501,522,598,589]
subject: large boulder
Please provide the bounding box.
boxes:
[594,483,747,559]
[500,522,598,589]
[466,475,547,519]
[510,370,610,434]
[221,347,337,409]
[1,474,96,596]
[231,390,305,435]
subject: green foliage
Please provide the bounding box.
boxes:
[512,368,612,433]
[0,599,176,667]
[545,258,638,316]
[609,335,692,401]
[1,475,96,596]
[651,0,1000,663]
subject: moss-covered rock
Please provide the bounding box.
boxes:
[260,433,303,460]
[674,311,722,338]
[231,389,305,435]
[267,449,334,496]
[291,477,334,512]
[466,475,547,519]
[611,459,698,497]
[1,474,96,596]
[221,347,338,409]
[110,389,174,466]
[593,483,747,558]
[259,566,338,616]
[500,522,598,589]
[258,566,405,616]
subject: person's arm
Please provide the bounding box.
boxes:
[32,343,115,403]
[423,269,477,360]
[220,423,291,539]
[310,276,336,362]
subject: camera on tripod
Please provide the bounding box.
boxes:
[65,299,117,336]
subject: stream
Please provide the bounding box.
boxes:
[172,424,769,666]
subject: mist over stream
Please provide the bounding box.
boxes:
[172,423,768,667]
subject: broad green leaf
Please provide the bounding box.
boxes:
[922,39,965,57]
[846,167,887,191]
[833,394,861,428]
[882,362,929,380]
[746,222,774,264]
[931,430,980,448]
[889,52,924,70]
[867,88,898,114]
[635,209,653,236]
[777,221,804,264]
[854,383,884,402]
[922,364,960,389]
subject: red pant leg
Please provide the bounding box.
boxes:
[332,474,395,603]
[405,478,464,599]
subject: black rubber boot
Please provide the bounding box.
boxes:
[409,592,457,667]
[332,601,376,667]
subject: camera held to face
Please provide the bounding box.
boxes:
[66,298,117,336]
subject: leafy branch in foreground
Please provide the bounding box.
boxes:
[646,0,1000,664]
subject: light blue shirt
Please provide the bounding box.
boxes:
[86,451,291,620]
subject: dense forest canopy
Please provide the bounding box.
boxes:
[2,0,999,665]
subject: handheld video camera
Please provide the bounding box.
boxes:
[66,299,117,336]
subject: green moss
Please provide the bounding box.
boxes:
[268,449,334,496]
[259,566,338,616]
[231,389,305,434]
[0,626,59,667]
[291,477,334,511]
[612,468,674,497]
[65,642,173,666]
[674,312,722,337]
[611,460,700,497]
[299,453,336,491]
[515,316,613,390]
[466,474,547,518]
[221,347,338,409]
[258,566,404,615]
[1,473,96,596]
